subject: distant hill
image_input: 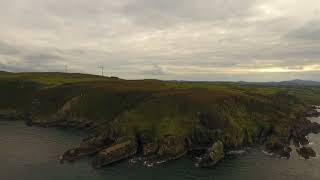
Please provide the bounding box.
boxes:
[237,79,320,87]
[277,79,320,86]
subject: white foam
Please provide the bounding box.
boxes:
[227,149,246,155]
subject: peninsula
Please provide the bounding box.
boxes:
[1,72,320,168]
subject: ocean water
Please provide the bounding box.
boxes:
[1,117,320,180]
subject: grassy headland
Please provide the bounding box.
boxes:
[1,72,320,167]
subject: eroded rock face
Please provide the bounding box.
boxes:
[196,141,224,167]
[143,143,159,156]
[92,137,138,168]
[156,135,188,162]
[137,130,159,157]
[297,147,317,159]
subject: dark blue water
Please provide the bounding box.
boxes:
[1,117,320,180]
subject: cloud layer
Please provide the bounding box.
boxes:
[0,0,320,81]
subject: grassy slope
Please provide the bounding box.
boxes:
[1,72,320,147]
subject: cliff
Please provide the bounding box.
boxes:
[1,72,320,168]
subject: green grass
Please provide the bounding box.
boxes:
[1,72,320,147]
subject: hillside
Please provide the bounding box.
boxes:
[0,72,320,168]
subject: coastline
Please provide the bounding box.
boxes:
[1,73,320,169]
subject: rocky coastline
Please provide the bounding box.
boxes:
[27,106,320,169]
[1,73,320,169]
[1,97,320,169]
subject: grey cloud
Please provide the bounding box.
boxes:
[0,0,319,81]
[286,19,320,41]
[0,41,19,55]
[141,65,167,76]
[122,0,259,28]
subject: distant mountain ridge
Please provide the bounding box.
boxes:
[0,71,318,86]
[237,79,320,87]
[278,79,320,86]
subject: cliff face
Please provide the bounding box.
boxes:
[1,73,320,168]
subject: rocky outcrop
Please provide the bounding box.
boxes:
[92,137,137,168]
[264,111,320,159]
[305,106,320,117]
[155,135,188,163]
[290,118,320,148]
[296,147,316,159]
[143,143,159,157]
[194,141,224,167]
[60,135,115,163]
[265,137,292,158]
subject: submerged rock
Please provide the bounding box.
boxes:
[92,137,137,168]
[296,147,316,159]
[196,141,225,167]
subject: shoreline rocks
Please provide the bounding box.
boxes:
[92,137,138,168]
[6,103,320,169]
[60,135,115,163]
[195,141,225,167]
[296,147,317,159]
[305,106,320,117]
[265,137,292,159]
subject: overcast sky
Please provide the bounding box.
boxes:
[0,0,320,81]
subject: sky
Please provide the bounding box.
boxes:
[0,0,320,81]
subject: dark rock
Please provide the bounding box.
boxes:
[296,136,309,146]
[143,143,159,156]
[296,147,316,159]
[136,130,159,156]
[242,129,249,146]
[156,135,187,162]
[92,137,137,168]
[305,106,320,117]
[258,127,273,144]
[196,141,224,167]
[290,119,320,140]
[60,135,114,163]
[308,122,320,134]
[189,127,223,150]
[265,138,292,159]
[293,138,300,147]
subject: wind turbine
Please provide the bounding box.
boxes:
[98,66,104,76]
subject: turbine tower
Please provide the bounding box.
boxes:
[98,66,104,76]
